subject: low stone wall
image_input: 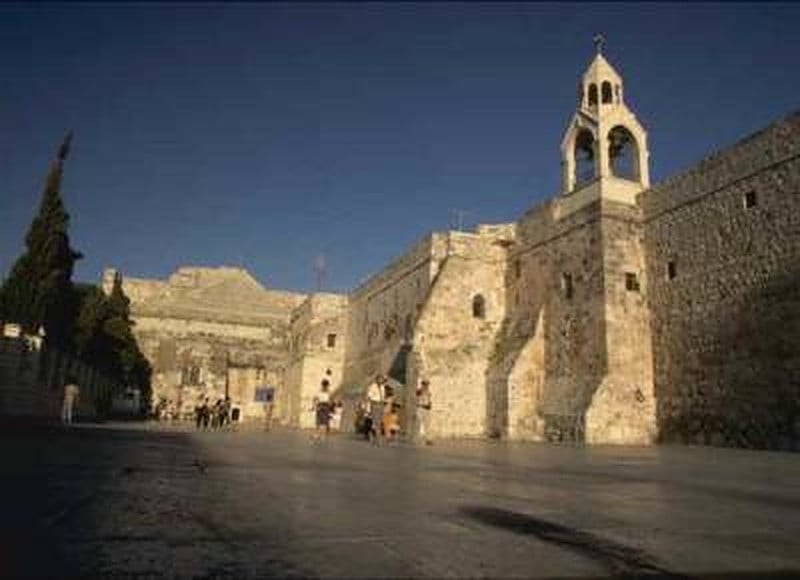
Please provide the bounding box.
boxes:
[0,336,115,422]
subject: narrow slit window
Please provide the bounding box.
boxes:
[625,272,640,292]
[326,333,337,348]
[562,273,574,299]
[743,190,757,209]
[667,261,677,280]
[472,294,486,319]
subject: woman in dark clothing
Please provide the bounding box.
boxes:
[312,379,333,442]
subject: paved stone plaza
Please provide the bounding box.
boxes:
[2,423,799,579]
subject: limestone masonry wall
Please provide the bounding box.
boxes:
[586,200,655,444]
[116,267,304,423]
[503,200,608,442]
[411,231,508,438]
[286,294,347,428]
[341,235,442,406]
[641,112,800,450]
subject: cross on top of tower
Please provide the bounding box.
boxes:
[593,34,605,55]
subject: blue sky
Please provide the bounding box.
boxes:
[1,3,798,293]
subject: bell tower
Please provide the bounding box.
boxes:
[559,36,650,211]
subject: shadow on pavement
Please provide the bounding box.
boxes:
[461,506,800,580]
[0,424,306,579]
[461,505,687,579]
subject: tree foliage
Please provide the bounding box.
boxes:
[0,133,82,348]
[0,132,152,407]
[74,276,152,403]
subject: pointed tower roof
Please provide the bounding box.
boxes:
[582,52,623,87]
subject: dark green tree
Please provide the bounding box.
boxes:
[0,133,83,348]
[74,285,114,372]
[74,274,152,410]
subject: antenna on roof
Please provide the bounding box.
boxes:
[313,253,327,293]
[451,209,470,232]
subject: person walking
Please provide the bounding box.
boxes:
[416,379,433,445]
[354,402,370,440]
[365,374,385,445]
[382,387,400,443]
[312,379,333,442]
[61,376,80,425]
[330,400,343,432]
[211,399,223,429]
[221,396,232,429]
[200,398,211,429]
[194,397,204,429]
[263,388,275,432]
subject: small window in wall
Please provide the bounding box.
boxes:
[562,273,574,299]
[743,190,757,209]
[625,272,640,292]
[472,294,486,319]
[514,258,522,279]
[327,333,337,348]
[182,365,201,386]
[667,261,677,280]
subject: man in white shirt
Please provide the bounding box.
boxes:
[62,378,80,425]
[416,379,433,445]
[365,374,385,445]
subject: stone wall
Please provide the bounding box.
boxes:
[586,200,655,444]
[640,111,800,450]
[131,315,290,422]
[0,332,115,422]
[410,231,509,438]
[501,199,608,442]
[114,266,305,423]
[285,293,348,428]
[339,235,443,410]
[491,192,655,445]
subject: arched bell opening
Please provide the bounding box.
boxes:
[574,129,596,188]
[601,81,613,104]
[608,125,640,181]
[587,84,598,107]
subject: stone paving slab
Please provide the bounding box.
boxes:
[1,422,800,578]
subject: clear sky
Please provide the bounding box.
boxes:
[1,3,798,293]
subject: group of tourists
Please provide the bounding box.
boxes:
[311,370,433,446]
[194,397,233,430]
[154,398,180,421]
[60,368,433,445]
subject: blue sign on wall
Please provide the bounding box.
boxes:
[254,386,275,403]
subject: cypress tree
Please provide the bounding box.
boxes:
[0,133,83,348]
